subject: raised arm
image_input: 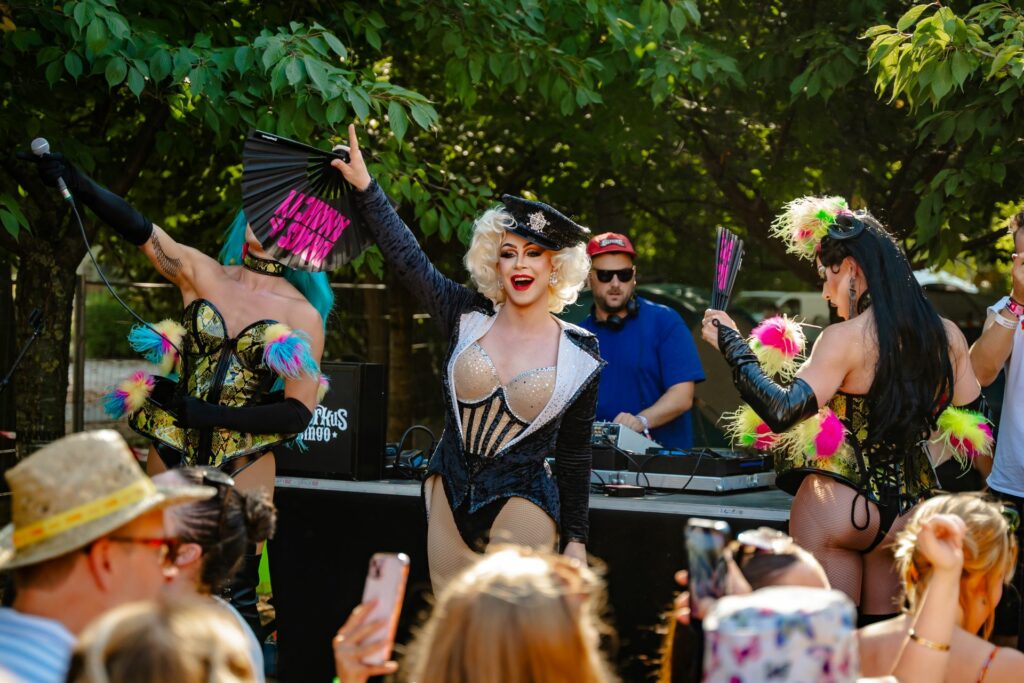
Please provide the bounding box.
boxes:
[331,125,478,335]
[33,153,213,290]
[701,310,850,433]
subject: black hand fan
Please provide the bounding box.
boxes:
[712,226,744,310]
[242,129,371,272]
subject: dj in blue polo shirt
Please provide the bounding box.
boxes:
[579,232,706,449]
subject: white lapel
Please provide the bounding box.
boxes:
[446,308,500,442]
[496,317,600,453]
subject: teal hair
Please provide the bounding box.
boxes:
[219,210,334,330]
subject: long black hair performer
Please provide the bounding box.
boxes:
[332,125,600,591]
[701,198,982,621]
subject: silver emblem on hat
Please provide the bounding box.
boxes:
[528,211,549,232]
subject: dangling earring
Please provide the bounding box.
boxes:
[848,277,857,318]
[549,272,558,286]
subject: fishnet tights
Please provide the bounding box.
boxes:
[790,474,912,615]
[424,475,557,594]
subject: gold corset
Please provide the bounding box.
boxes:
[130,298,294,467]
[453,343,555,458]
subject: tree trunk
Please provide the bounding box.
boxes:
[386,274,415,441]
[13,234,82,457]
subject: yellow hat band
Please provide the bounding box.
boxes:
[12,478,158,550]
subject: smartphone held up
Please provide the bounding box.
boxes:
[360,552,410,665]
[685,518,731,604]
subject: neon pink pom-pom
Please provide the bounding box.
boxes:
[751,317,800,357]
[814,411,844,459]
[753,422,776,450]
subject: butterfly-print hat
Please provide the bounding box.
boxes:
[702,586,860,683]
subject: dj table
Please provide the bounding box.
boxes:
[268,477,792,682]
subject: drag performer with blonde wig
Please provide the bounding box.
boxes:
[333,125,600,591]
[702,197,987,622]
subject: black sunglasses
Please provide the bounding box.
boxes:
[594,268,635,283]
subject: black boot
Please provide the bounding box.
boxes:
[224,550,265,642]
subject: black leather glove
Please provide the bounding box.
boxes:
[172,395,313,434]
[31,153,153,246]
[718,324,819,433]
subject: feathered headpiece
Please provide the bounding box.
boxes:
[769,196,850,261]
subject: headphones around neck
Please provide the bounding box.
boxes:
[594,295,639,331]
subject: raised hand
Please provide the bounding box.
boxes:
[332,601,399,683]
[330,124,372,192]
[915,513,966,575]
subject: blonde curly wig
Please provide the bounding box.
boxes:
[464,207,590,314]
[893,492,1017,639]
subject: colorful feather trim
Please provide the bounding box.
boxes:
[769,196,849,261]
[263,323,319,380]
[128,320,185,375]
[317,373,330,403]
[749,315,806,380]
[102,371,155,418]
[934,406,994,469]
[721,404,779,451]
[779,408,848,465]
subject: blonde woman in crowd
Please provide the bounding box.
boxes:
[65,596,256,683]
[859,493,1024,682]
[333,546,617,683]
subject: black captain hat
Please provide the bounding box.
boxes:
[501,194,591,251]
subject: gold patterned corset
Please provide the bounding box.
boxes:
[774,391,937,509]
[129,298,293,467]
[453,343,555,459]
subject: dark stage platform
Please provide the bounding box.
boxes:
[268,478,792,682]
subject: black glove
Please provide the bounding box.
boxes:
[28,152,153,246]
[718,324,819,434]
[173,395,313,434]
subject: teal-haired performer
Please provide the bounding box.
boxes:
[31,154,330,642]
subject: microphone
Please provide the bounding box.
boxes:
[30,138,72,202]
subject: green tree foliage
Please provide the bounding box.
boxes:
[1,0,1017,450]
[865,2,1024,264]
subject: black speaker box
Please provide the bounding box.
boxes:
[277,362,386,480]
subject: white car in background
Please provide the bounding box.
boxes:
[735,269,983,344]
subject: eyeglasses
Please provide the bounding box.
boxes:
[594,268,634,283]
[105,536,182,568]
[732,528,793,568]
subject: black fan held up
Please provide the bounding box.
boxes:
[242,129,370,272]
[712,226,744,311]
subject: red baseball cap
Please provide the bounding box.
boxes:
[586,232,636,257]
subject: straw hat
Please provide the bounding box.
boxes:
[0,430,215,570]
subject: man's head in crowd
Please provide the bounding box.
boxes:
[587,232,637,319]
[0,430,213,634]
